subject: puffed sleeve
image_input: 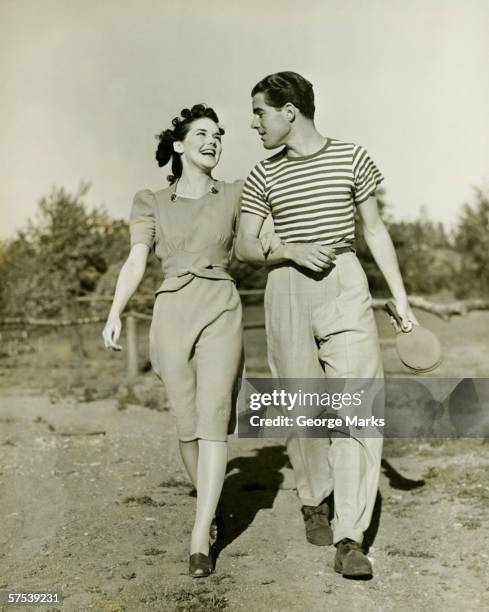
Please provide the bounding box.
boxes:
[129,189,156,248]
[352,145,384,205]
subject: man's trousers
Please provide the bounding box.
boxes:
[265,252,383,544]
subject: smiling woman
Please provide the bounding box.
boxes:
[102,103,244,578]
[155,104,225,193]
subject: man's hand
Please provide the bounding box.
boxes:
[390,298,419,332]
[284,243,336,272]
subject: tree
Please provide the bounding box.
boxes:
[454,188,489,297]
[0,185,128,317]
[387,219,457,295]
[355,189,456,296]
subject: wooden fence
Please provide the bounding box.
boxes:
[1,293,488,378]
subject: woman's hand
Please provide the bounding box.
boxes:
[102,316,122,351]
[260,232,282,257]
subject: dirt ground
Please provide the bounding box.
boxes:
[1,308,489,611]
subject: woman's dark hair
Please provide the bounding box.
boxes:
[251,72,315,120]
[155,104,224,184]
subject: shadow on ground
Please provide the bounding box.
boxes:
[213,445,289,561]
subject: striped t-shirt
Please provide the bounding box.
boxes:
[240,138,384,245]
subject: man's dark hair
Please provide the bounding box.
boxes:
[251,72,315,120]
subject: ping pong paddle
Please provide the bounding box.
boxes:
[384,301,442,373]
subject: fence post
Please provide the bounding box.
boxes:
[126,314,138,377]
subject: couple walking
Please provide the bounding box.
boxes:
[102,72,416,579]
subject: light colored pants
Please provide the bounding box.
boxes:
[265,253,383,544]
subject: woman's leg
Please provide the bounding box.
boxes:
[179,440,198,488]
[151,291,200,487]
[190,439,227,555]
[188,282,241,556]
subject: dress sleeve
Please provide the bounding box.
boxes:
[352,145,384,205]
[129,189,156,248]
[231,179,245,226]
[240,162,271,219]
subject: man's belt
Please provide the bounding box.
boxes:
[334,245,355,255]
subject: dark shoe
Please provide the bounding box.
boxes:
[301,500,333,546]
[189,552,213,578]
[209,505,224,544]
[334,538,373,579]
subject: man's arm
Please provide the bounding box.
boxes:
[357,196,418,327]
[235,213,336,272]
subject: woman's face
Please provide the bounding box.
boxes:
[174,117,222,173]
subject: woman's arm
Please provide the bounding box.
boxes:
[234,213,288,264]
[235,213,336,272]
[102,243,150,350]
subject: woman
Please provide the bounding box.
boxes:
[102,104,243,577]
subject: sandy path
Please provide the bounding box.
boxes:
[1,388,489,611]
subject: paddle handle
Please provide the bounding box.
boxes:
[384,300,403,327]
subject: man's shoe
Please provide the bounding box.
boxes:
[301,500,333,546]
[334,538,373,579]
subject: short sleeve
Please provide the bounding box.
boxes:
[129,189,155,248]
[240,162,270,219]
[352,145,384,205]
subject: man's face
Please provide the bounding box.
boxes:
[251,93,291,149]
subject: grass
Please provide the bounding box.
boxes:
[385,547,436,558]
[161,586,228,611]
[121,495,166,507]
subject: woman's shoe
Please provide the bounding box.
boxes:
[189,553,213,578]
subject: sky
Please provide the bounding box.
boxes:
[1,0,488,237]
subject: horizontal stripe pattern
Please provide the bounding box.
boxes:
[241,138,384,244]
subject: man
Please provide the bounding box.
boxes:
[235,71,417,578]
